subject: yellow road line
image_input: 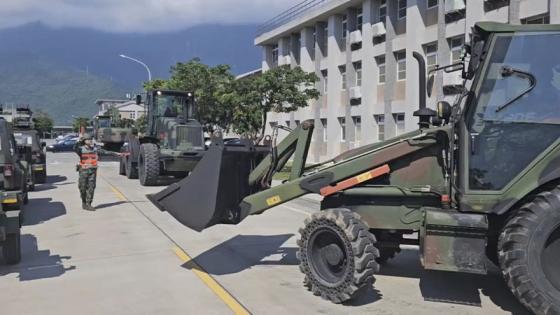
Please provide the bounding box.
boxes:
[110,186,127,201]
[102,177,250,315]
[172,246,251,315]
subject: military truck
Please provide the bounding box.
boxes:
[11,106,47,186]
[149,23,560,314]
[0,118,29,264]
[121,90,205,186]
[93,115,131,152]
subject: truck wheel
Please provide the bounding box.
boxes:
[372,231,402,264]
[297,208,380,303]
[35,170,47,184]
[138,143,159,186]
[498,188,560,315]
[2,231,21,265]
[119,156,126,175]
[125,156,138,179]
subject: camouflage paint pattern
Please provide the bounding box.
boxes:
[78,169,97,205]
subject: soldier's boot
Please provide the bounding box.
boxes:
[82,202,86,209]
[85,203,95,211]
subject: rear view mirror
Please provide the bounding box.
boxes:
[427,74,435,98]
[437,101,452,123]
[136,95,142,105]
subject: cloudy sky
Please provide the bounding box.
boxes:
[0,0,303,33]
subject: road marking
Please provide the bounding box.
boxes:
[109,186,127,201]
[172,246,251,315]
[101,176,251,315]
[279,204,311,216]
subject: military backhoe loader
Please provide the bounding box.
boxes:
[149,23,560,315]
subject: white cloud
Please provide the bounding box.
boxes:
[0,0,303,33]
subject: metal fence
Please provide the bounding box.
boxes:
[256,0,333,36]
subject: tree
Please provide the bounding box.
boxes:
[143,79,168,91]
[34,110,54,137]
[135,114,147,134]
[73,117,90,133]
[166,58,235,132]
[232,65,319,141]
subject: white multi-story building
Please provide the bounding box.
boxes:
[256,0,559,162]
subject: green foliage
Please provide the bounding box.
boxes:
[143,79,168,91]
[233,65,319,140]
[73,117,90,133]
[135,114,148,134]
[33,110,54,135]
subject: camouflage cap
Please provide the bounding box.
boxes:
[82,133,93,140]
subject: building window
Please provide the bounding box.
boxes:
[270,121,278,129]
[522,14,550,25]
[295,120,300,126]
[322,70,328,94]
[271,45,279,67]
[376,56,386,84]
[339,117,346,142]
[352,116,361,142]
[340,66,347,90]
[425,43,437,71]
[375,115,385,141]
[398,0,407,20]
[321,118,328,142]
[342,16,348,40]
[427,0,438,9]
[354,62,362,86]
[357,9,363,32]
[394,113,405,135]
[285,120,291,128]
[450,37,464,64]
[130,112,136,119]
[379,0,387,23]
[395,51,406,81]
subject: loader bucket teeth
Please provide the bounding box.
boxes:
[147,140,268,231]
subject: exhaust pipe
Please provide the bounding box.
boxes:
[412,51,436,129]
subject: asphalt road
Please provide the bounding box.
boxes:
[0,152,530,315]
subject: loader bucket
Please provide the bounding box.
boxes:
[147,140,269,231]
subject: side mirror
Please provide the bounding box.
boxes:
[136,95,142,105]
[427,74,435,98]
[41,142,46,148]
[437,101,452,123]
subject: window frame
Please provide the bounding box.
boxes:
[375,114,385,141]
[395,51,407,81]
[379,0,387,23]
[339,117,346,142]
[342,16,348,40]
[425,43,438,71]
[271,45,279,67]
[427,0,438,9]
[450,37,464,64]
[398,0,407,20]
[321,118,328,142]
[394,113,406,135]
[322,70,328,94]
[352,116,362,142]
[340,65,347,90]
[377,56,386,84]
[357,9,363,32]
[354,61,362,87]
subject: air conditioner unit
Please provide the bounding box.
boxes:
[372,22,386,38]
[349,86,362,100]
[350,30,362,44]
[445,0,466,13]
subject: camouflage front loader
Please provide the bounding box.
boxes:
[150,22,560,315]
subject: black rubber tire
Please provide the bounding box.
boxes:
[119,156,126,175]
[138,143,160,186]
[3,231,21,265]
[35,170,47,184]
[498,188,560,315]
[297,208,380,304]
[125,156,138,179]
[372,231,402,264]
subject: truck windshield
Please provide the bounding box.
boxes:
[98,118,111,128]
[467,32,560,190]
[155,94,189,118]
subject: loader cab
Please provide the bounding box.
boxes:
[146,90,195,137]
[451,23,560,212]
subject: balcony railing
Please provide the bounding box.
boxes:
[256,0,333,36]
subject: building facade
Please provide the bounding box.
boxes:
[95,99,146,120]
[256,0,559,162]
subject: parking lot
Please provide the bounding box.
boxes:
[0,152,530,315]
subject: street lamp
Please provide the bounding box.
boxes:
[119,54,152,81]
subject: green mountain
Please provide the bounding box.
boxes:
[0,53,127,124]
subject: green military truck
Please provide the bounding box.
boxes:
[0,118,30,264]
[121,90,205,186]
[12,106,47,187]
[93,115,131,152]
[150,23,560,314]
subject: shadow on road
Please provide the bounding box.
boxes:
[0,234,75,281]
[34,175,70,192]
[23,197,67,226]
[378,248,530,314]
[183,234,297,275]
[95,201,127,210]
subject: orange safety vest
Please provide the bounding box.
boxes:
[80,153,98,169]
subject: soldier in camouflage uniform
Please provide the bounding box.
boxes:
[74,133,120,211]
